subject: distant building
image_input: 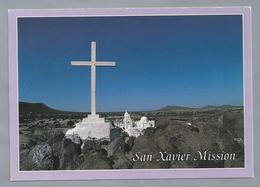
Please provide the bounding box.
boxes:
[136,116,155,129]
[123,111,133,129]
[115,111,155,137]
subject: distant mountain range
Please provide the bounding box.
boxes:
[19,101,243,115]
[156,104,243,111]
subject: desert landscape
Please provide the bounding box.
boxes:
[18,102,244,170]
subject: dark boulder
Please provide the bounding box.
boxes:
[59,138,82,170]
[47,130,65,145]
[24,143,54,170]
[81,140,102,153]
[106,137,127,157]
[78,152,112,169]
[112,155,131,169]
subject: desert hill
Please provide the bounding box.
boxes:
[156,104,242,111]
[19,101,65,115]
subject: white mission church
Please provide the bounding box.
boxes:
[114,111,155,137]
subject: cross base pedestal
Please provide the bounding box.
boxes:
[65,114,111,141]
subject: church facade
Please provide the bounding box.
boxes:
[115,111,155,137]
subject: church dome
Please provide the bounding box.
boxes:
[140,116,148,123]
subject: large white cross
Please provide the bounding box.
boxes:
[71,41,116,115]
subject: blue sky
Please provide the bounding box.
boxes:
[18,15,243,112]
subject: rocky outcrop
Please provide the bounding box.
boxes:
[59,138,82,170]
[130,121,225,168]
[105,137,133,169]
[78,152,112,169]
[22,143,54,170]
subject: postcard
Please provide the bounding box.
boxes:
[8,7,253,180]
